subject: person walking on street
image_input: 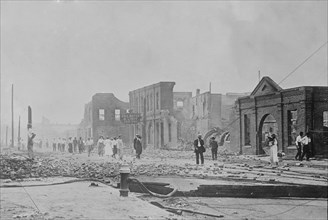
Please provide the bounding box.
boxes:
[134,135,142,159]
[112,137,118,158]
[27,128,36,159]
[295,132,303,161]
[52,138,56,152]
[117,135,124,160]
[269,134,279,165]
[78,137,84,154]
[104,137,112,158]
[73,137,78,154]
[97,136,105,157]
[86,138,93,157]
[300,133,311,161]
[68,137,73,153]
[62,138,66,152]
[57,138,60,152]
[209,136,218,160]
[194,134,205,165]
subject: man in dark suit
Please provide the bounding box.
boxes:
[134,135,142,159]
[194,134,205,165]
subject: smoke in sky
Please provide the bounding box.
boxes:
[1,1,327,126]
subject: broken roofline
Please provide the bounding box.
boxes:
[129,81,176,94]
[238,75,328,101]
[238,85,328,101]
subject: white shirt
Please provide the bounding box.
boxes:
[117,139,123,149]
[295,135,302,144]
[295,135,302,145]
[301,136,310,145]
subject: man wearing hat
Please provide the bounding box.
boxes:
[209,136,219,160]
[134,134,142,159]
[193,134,205,165]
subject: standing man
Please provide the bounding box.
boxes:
[27,128,36,159]
[78,137,84,154]
[57,138,61,152]
[97,136,105,157]
[86,138,93,157]
[134,135,142,159]
[117,135,124,160]
[73,137,78,154]
[46,139,49,149]
[112,137,118,158]
[62,138,66,152]
[300,133,311,161]
[193,134,205,165]
[295,132,303,161]
[52,138,57,152]
[209,136,218,160]
[68,137,73,153]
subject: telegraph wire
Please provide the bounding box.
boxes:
[223,40,328,131]
[278,41,328,85]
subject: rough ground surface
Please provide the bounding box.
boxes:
[1,146,327,219]
[1,181,179,220]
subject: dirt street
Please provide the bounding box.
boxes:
[1,147,327,219]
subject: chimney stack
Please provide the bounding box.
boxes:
[196,89,200,96]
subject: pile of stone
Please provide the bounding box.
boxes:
[0,154,121,180]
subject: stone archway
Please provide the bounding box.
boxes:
[259,114,278,155]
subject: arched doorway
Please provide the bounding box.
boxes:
[259,114,278,155]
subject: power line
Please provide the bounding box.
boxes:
[224,41,328,131]
[278,41,328,85]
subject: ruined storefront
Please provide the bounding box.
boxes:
[78,93,130,143]
[230,77,328,157]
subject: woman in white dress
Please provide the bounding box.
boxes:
[104,137,112,157]
[270,134,279,165]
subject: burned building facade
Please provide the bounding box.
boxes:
[230,77,328,158]
[128,80,230,150]
[129,82,177,149]
[191,89,222,141]
[78,93,130,143]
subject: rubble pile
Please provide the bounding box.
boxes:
[0,154,121,180]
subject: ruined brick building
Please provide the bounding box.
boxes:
[78,93,130,143]
[129,82,244,149]
[230,77,328,158]
[129,82,177,148]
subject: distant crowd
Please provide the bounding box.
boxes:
[51,136,125,159]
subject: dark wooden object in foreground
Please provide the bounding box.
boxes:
[129,182,327,198]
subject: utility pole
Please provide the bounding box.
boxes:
[11,84,14,148]
[28,106,32,129]
[6,126,8,147]
[18,116,21,150]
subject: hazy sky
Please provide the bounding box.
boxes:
[1,0,327,126]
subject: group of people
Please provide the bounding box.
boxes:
[52,137,88,154]
[96,136,124,159]
[193,134,219,165]
[295,132,311,161]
